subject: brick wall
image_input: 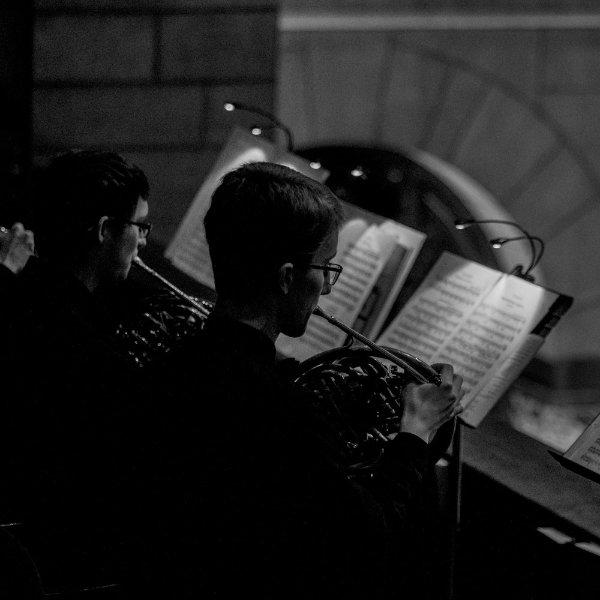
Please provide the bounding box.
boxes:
[33,0,277,247]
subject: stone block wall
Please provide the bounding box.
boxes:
[33,0,277,247]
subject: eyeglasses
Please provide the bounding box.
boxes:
[308,262,343,285]
[113,219,153,237]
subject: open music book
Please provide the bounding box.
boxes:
[551,413,600,484]
[165,129,571,430]
[375,252,572,427]
[276,203,426,361]
[165,126,427,360]
[165,127,329,289]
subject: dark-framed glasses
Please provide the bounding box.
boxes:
[113,219,153,237]
[308,262,343,285]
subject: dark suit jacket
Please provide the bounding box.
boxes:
[129,314,431,599]
[0,259,142,589]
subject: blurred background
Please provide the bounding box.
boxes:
[4,1,600,597]
[4,0,599,381]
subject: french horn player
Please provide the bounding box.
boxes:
[131,162,464,600]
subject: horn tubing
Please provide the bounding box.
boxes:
[313,306,440,385]
[133,256,211,318]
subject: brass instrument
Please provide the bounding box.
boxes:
[312,306,441,385]
[294,306,453,466]
[112,257,213,368]
[132,257,212,318]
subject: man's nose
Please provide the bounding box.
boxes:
[321,280,332,296]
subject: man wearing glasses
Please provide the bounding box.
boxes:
[134,162,462,599]
[31,149,151,290]
[1,150,152,593]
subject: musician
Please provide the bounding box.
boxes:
[132,162,463,599]
[31,149,150,289]
[8,149,151,387]
[1,150,152,589]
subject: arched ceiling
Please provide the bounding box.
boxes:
[278,23,600,365]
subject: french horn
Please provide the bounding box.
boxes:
[293,307,454,467]
[113,257,213,368]
[132,257,212,317]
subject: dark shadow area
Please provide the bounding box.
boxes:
[456,465,600,600]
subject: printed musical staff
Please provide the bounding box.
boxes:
[166,128,324,289]
[378,251,560,427]
[277,217,426,362]
[564,419,600,478]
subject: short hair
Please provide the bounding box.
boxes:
[32,150,149,259]
[205,162,342,299]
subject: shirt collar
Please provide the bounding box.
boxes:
[204,313,277,364]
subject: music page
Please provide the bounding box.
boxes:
[165,134,268,288]
[366,220,427,338]
[165,128,329,289]
[563,413,600,477]
[377,252,559,426]
[377,252,502,364]
[277,223,397,361]
[460,334,545,427]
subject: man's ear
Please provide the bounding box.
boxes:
[96,216,111,243]
[278,262,295,295]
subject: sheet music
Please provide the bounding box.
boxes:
[460,334,545,427]
[564,413,600,476]
[377,253,502,364]
[165,128,329,289]
[335,217,369,263]
[166,144,268,288]
[277,223,398,361]
[377,252,559,426]
[366,220,426,338]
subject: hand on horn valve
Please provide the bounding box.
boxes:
[400,363,464,444]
